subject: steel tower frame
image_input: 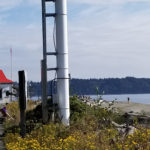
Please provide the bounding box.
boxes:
[41,0,70,125]
[41,0,56,124]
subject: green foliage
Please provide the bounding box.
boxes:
[70,77,150,95]
[70,95,115,121]
[5,120,150,150]
[70,96,87,121]
[4,102,20,129]
[6,98,150,150]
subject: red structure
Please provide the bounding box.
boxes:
[0,70,13,84]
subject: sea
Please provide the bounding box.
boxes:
[30,93,150,104]
[89,94,150,104]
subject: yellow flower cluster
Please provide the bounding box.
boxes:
[5,124,97,150]
[115,127,150,150]
[4,101,150,150]
[6,124,150,150]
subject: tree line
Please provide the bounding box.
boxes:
[28,77,150,96]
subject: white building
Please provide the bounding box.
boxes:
[0,70,13,104]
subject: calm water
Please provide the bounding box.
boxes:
[30,94,150,104]
[89,94,150,104]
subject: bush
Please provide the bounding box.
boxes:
[70,96,87,121]
[5,98,150,150]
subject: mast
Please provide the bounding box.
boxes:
[55,0,70,125]
[41,0,70,125]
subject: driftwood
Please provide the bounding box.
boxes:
[111,112,150,136]
[124,112,150,127]
[112,121,136,136]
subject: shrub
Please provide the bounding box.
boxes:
[5,98,150,150]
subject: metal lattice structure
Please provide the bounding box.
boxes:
[41,0,70,125]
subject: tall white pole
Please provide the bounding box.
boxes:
[10,48,12,81]
[55,0,70,125]
[10,48,12,102]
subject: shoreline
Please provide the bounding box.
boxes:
[106,101,150,115]
[77,95,150,116]
[89,94,150,105]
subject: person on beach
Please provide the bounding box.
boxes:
[127,97,130,104]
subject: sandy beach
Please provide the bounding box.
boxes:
[101,101,150,116]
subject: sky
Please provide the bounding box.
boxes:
[1,0,150,81]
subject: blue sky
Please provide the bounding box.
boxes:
[1,0,150,81]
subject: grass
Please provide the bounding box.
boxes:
[4,96,150,150]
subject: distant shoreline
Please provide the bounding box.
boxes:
[29,93,150,105]
[77,96,150,116]
[88,94,150,105]
[28,78,150,96]
[88,93,150,95]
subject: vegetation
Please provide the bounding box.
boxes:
[29,77,150,96]
[70,77,150,95]
[4,97,150,150]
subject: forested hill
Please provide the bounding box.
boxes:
[70,77,150,95]
[29,77,150,96]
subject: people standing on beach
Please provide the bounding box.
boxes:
[127,97,130,104]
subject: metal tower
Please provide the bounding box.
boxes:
[41,0,70,125]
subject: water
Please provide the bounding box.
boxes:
[30,94,150,104]
[90,94,150,104]
[30,96,41,101]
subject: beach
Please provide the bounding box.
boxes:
[113,101,150,114]
[78,96,150,116]
[98,100,150,117]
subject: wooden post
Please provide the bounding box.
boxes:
[41,0,49,124]
[19,71,27,138]
[41,60,48,123]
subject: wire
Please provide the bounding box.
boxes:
[53,18,56,52]
[54,71,57,79]
[53,18,57,80]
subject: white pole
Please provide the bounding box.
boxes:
[55,0,70,125]
[10,48,12,102]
